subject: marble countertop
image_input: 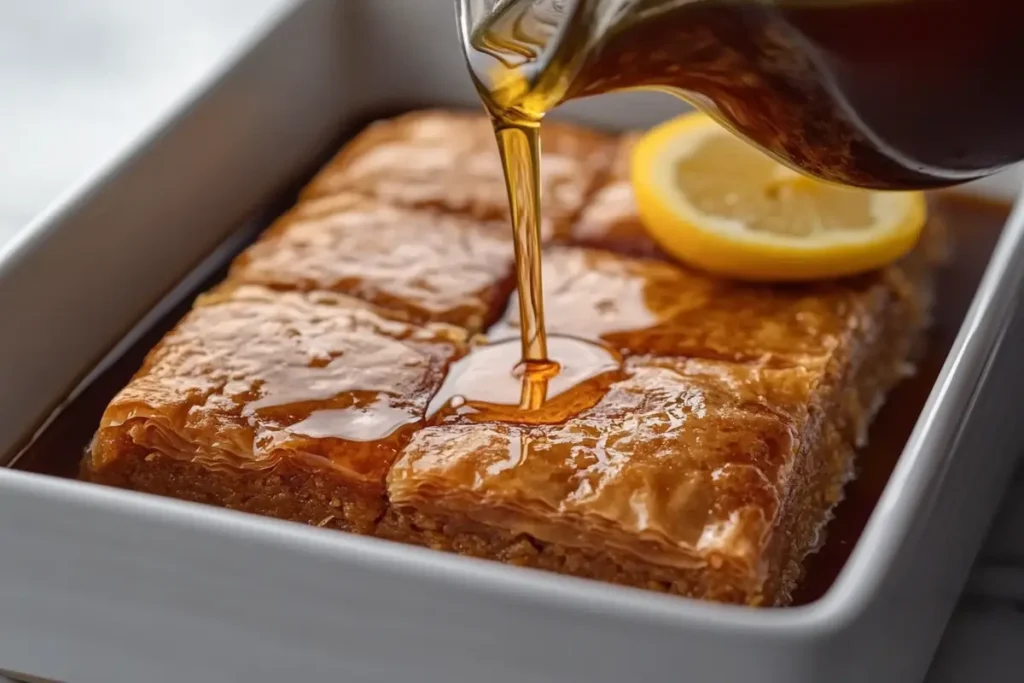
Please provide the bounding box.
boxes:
[0,1,1021,682]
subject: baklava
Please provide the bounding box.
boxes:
[301,109,615,238]
[84,109,942,605]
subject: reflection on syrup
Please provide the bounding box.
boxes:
[491,245,663,344]
[90,285,465,479]
[492,245,860,366]
[287,399,420,442]
[233,328,437,446]
[427,336,624,425]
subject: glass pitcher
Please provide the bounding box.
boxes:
[457,0,1024,190]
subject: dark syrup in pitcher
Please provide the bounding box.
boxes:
[469,0,1024,189]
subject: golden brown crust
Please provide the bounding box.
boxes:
[490,244,876,369]
[381,113,941,605]
[83,109,941,605]
[387,360,807,588]
[84,433,385,534]
[377,506,756,603]
[230,193,515,333]
[301,109,615,234]
[85,284,466,531]
[386,250,935,604]
[377,411,854,605]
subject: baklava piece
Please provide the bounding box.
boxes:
[300,109,615,235]
[230,193,515,333]
[384,356,844,605]
[384,227,939,605]
[84,284,465,534]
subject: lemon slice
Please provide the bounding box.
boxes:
[630,112,927,282]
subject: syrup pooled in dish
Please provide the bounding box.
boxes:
[83,110,941,606]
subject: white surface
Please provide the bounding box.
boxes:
[0,0,285,242]
[0,1,1020,682]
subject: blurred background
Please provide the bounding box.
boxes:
[0,0,281,244]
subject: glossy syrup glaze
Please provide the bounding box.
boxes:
[493,244,871,368]
[301,110,614,235]
[390,357,807,576]
[427,336,625,424]
[295,110,624,423]
[230,193,516,333]
[88,284,465,485]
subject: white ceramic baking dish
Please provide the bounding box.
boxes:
[1,1,1022,681]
